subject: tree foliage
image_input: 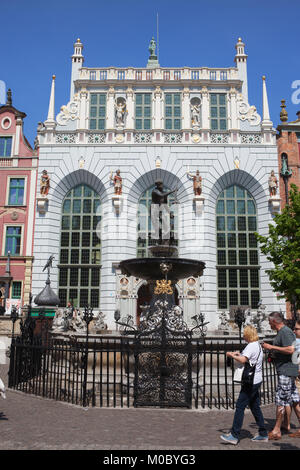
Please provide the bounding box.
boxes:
[255,184,300,306]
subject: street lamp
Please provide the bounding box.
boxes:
[234,307,245,344]
[82,306,94,408]
[10,305,18,338]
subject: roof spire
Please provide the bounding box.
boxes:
[6,89,12,106]
[280,99,288,122]
[234,37,248,100]
[70,38,84,99]
[45,75,56,128]
[261,75,273,129]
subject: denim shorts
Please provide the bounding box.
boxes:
[275,375,300,406]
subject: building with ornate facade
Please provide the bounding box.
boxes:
[32,37,285,330]
[0,90,38,313]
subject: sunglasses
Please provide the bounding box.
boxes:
[294,328,300,331]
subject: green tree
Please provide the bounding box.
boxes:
[255,184,300,315]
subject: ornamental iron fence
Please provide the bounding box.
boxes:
[8,328,277,409]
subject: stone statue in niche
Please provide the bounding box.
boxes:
[40,170,50,196]
[191,103,200,128]
[268,170,278,197]
[110,169,123,195]
[187,169,202,196]
[115,98,126,128]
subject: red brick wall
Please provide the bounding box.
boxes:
[276,130,300,318]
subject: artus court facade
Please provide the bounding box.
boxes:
[32,37,284,330]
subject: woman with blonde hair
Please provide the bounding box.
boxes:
[220,325,268,445]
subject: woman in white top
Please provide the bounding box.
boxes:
[220,325,268,445]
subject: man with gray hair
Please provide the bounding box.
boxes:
[262,312,300,439]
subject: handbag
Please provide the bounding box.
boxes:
[233,365,244,383]
[233,345,262,386]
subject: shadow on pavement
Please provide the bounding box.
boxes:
[0,411,8,421]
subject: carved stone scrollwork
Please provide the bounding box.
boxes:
[237,94,261,126]
[56,93,80,125]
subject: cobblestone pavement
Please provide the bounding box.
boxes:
[0,364,299,451]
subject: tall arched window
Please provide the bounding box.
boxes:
[137,185,178,257]
[216,185,260,310]
[58,184,101,308]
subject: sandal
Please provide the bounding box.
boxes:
[268,431,281,440]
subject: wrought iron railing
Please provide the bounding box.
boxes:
[8,333,277,409]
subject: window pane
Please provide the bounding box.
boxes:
[229,270,237,287]
[240,290,249,306]
[211,119,218,129]
[73,186,82,197]
[217,250,226,265]
[211,94,217,105]
[226,200,235,214]
[218,270,227,288]
[239,251,248,265]
[217,233,226,247]
[72,216,80,229]
[228,233,236,247]
[63,200,71,213]
[250,251,258,265]
[247,200,256,214]
[250,270,259,288]
[62,216,70,230]
[226,187,234,197]
[238,233,247,248]
[238,217,246,231]
[227,217,236,231]
[229,290,238,306]
[12,281,22,299]
[219,107,226,117]
[249,233,257,248]
[218,290,227,309]
[228,250,237,265]
[236,187,245,198]
[217,216,225,231]
[248,217,257,231]
[237,200,245,214]
[73,200,81,213]
[216,200,225,214]
[240,270,248,287]
[61,233,69,247]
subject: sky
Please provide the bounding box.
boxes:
[1,0,300,146]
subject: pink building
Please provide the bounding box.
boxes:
[0,90,38,313]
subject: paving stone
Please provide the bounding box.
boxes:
[0,363,299,451]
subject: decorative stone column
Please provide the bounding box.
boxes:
[229,87,238,130]
[126,86,135,130]
[79,89,88,129]
[200,86,210,142]
[106,86,115,129]
[182,87,190,130]
[153,86,163,130]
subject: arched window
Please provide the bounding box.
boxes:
[137,185,178,257]
[58,184,101,308]
[216,185,260,310]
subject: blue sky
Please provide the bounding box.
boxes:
[1,0,300,146]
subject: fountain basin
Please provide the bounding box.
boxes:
[119,257,205,281]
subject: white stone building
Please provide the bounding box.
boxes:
[32,37,284,330]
